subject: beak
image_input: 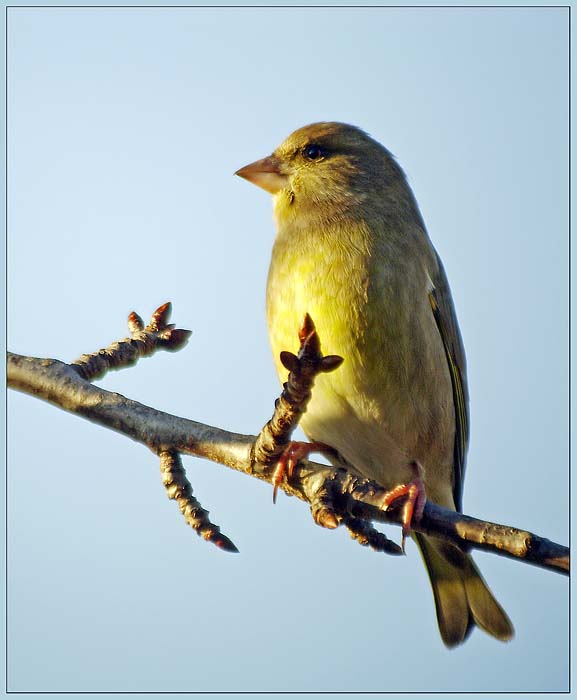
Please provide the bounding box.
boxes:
[235,155,289,194]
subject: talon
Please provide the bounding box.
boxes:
[272,462,284,504]
[272,440,333,503]
[380,462,427,552]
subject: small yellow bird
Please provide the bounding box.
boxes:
[236,122,513,647]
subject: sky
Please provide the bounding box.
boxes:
[5,4,569,696]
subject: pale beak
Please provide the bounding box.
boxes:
[235,155,289,194]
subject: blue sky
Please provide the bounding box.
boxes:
[6,5,569,694]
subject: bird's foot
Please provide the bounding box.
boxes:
[272,441,335,504]
[380,462,427,552]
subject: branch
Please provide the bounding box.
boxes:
[159,450,238,553]
[7,305,569,575]
[71,301,191,381]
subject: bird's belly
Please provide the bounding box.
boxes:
[301,379,414,486]
[267,241,455,503]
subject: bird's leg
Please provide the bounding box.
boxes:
[272,441,338,504]
[380,461,427,552]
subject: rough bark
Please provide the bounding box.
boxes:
[6,305,569,574]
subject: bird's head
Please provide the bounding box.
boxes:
[235,122,406,224]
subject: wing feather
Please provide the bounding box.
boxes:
[428,255,469,511]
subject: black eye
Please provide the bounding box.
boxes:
[303,144,326,161]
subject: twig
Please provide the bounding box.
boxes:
[159,450,238,553]
[6,305,569,575]
[250,313,343,469]
[8,351,568,574]
[71,302,191,381]
[342,515,404,555]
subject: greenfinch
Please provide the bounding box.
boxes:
[236,122,513,647]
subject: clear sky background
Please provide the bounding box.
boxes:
[6,5,569,695]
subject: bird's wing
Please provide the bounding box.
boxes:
[428,253,469,512]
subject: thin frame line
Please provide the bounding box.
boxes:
[3,3,571,695]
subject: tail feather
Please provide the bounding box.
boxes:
[415,533,514,648]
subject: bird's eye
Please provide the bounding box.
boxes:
[303,144,326,161]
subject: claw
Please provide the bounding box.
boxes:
[380,462,427,552]
[272,441,332,503]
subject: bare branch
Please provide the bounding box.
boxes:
[7,350,569,575]
[251,312,343,469]
[6,303,569,574]
[71,302,191,381]
[342,516,404,556]
[159,450,238,553]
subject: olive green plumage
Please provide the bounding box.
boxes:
[237,121,513,647]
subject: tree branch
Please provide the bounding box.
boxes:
[159,450,238,553]
[71,301,191,381]
[7,305,569,575]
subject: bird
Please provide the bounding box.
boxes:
[235,121,513,647]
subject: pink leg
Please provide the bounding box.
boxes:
[380,462,427,552]
[272,441,334,503]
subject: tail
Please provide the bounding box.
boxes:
[415,533,514,648]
